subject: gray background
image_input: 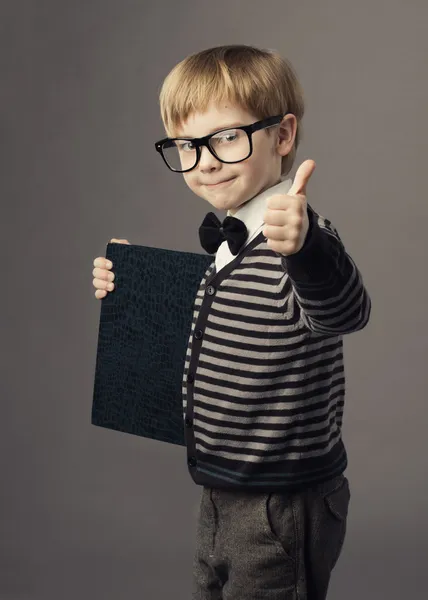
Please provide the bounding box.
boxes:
[1,1,427,598]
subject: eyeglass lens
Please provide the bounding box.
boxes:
[162,128,251,172]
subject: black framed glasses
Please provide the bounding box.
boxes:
[154,114,285,173]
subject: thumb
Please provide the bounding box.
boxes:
[110,238,130,244]
[288,160,316,197]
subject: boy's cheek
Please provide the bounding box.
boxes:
[182,173,195,189]
[183,171,196,183]
[183,173,206,197]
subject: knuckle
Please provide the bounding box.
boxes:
[284,241,295,254]
[289,214,302,227]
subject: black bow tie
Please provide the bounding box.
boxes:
[199,212,248,255]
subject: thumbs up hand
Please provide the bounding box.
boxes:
[263,160,316,256]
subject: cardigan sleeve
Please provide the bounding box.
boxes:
[279,204,372,335]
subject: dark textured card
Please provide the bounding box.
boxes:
[91,243,213,446]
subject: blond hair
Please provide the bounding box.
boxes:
[158,45,305,177]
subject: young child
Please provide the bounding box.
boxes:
[92,45,371,600]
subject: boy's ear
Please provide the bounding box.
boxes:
[276,115,296,156]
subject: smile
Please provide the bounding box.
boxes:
[205,177,236,188]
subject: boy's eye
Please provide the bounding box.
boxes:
[213,129,239,144]
[177,140,195,152]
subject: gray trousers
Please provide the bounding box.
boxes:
[192,474,350,600]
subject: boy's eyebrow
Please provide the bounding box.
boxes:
[178,122,246,138]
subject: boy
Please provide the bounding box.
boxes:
[92,45,371,599]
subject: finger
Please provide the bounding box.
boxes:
[267,194,292,210]
[95,289,107,299]
[267,238,297,255]
[263,209,288,227]
[267,194,302,212]
[264,224,301,241]
[92,277,115,291]
[265,212,303,228]
[92,267,115,281]
[263,225,284,240]
[93,257,113,269]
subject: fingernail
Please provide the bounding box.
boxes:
[106,261,113,268]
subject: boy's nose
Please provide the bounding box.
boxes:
[198,145,220,171]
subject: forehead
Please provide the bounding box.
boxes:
[174,102,257,138]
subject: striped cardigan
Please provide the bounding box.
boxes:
[182,205,371,492]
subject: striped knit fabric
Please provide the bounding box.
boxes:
[182,206,371,491]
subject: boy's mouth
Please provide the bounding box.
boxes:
[204,177,236,188]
